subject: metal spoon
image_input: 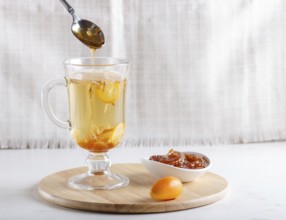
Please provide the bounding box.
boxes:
[60,0,105,49]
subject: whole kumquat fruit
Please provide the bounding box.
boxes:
[150,176,183,201]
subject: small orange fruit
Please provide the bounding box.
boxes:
[150,176,183,201]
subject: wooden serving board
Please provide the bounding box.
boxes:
[38,164,228,213]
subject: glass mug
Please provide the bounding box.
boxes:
[41,57,129,190]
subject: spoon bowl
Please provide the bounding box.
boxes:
[71,19,105,49]
[60,0,105,49]
[141,152,212,182]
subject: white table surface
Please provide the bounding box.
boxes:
[1,142,286,220]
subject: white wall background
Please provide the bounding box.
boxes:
[1,0,286,148]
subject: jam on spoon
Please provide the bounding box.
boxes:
[60,0,105,49]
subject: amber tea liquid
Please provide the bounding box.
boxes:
[66,71,126,152]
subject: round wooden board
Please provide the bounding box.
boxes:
[38,163,228,213]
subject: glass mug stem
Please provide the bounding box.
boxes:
[86,152,111,175]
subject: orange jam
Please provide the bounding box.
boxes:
[149,149,208,169]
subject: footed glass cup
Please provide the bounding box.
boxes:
[41,57,129,190]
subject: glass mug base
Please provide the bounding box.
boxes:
[67,151,129,190]
[67,172,129,190]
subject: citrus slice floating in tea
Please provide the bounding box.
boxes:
[96,127,113,142]
[111,123,125,146]
[96,81,121,104]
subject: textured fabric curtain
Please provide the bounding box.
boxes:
[1,0,286,148]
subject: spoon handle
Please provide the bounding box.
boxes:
[59,0,75,15]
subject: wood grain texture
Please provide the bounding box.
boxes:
[38,164,228,213]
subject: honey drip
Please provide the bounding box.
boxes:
[90,48,96,65]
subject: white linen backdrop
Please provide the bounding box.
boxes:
[1,0,286,149]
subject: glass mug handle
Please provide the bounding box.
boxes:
[41,79,70,129]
